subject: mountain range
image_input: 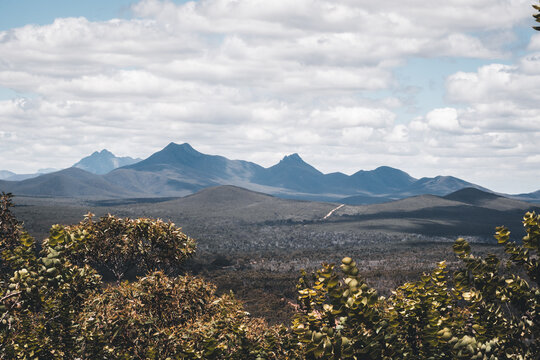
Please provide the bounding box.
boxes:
[0,168,58,181]
[0,142,538,203]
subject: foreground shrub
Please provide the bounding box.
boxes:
[77,271,296,359]
[0,193,292,359]
[292,212,540,359]
[1,194,102,358]
[45,213,197,281]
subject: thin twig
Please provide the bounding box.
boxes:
[0,291,22,302]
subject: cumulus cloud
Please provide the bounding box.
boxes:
[426,108,462,133]
[446,63,540,107]
[0,0,538,193]
[399,38,540,192]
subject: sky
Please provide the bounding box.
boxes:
[0,0,539,194]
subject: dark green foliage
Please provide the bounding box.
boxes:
[1,194,102,358]
[0,192,36,282]
[45,213,197,281]
[293,212,540,359]
[77,271,297,359]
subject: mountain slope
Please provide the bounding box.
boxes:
[121,142,265,185]
[104,168,204,197]
[348,166,416,194]
[0,168,136,198]
[253,154,327,193]
[400,176,488,197]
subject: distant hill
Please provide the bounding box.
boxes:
[511,189,540,203]
[402,176,488,196]
[332,188,540,237]
[0,170,16,180]
[0,168,137,198]
[348,166,416,194]
[0,168,58,181]
[340,177,489,205]
[253,154,325,193]
[443,188,533,211]
[73,149,141,174]
[3,142,539,202]
[156,185,336,222]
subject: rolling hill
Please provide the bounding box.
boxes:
[329,187,539,237]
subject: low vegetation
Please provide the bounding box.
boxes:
[1,192,538,359]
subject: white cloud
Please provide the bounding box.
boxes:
[309,107,395,129]
[446,63,540,107]
[424,33,502,58]
[0,0,538,193]
[341,127,374,145]
[528,33,540,50]
[426,108,462,133]
[386,124,409,142]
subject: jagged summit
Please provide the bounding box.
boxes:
[271,153,322,173]
[94,149,114,156]
[155,142,203,159]
[73,149,140,175]
[280,153,303,163]
[163,142,199,154]
[125,142,212,171]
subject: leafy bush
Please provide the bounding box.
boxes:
[45,213,197,281]
[77,271,295,359]
[292,213,539,359]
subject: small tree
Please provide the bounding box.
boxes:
[534,1,540,31]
